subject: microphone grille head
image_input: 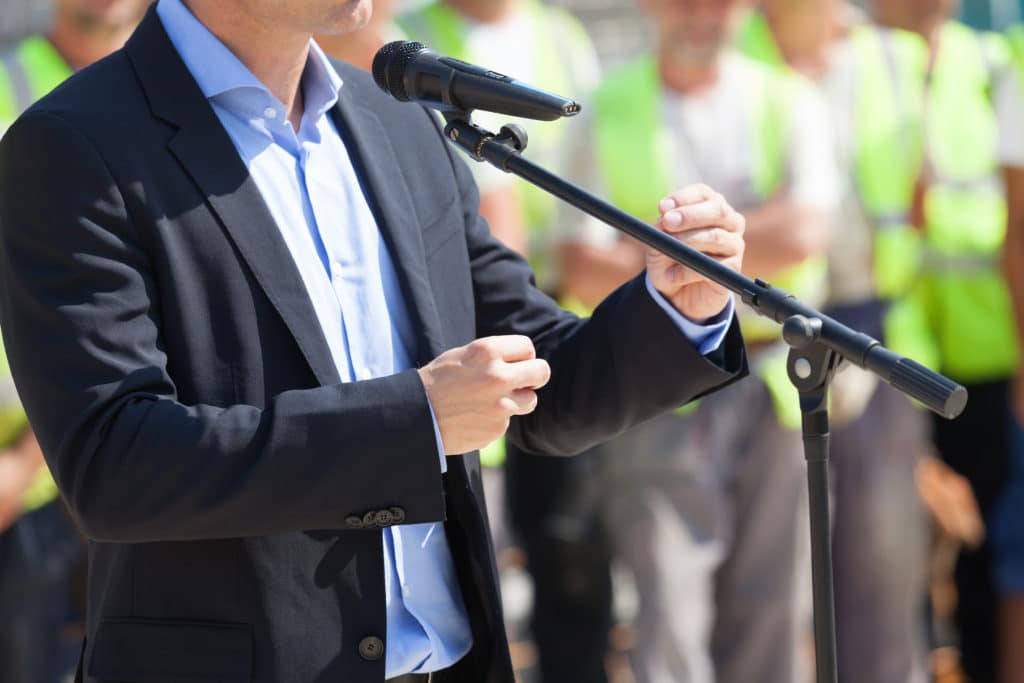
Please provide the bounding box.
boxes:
[372,41,428,102]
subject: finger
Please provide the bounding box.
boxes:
[471,335,536,362]
[654,254,743,287]
[499,388,539,416]
[662,227,744,257]
[503,357,551,390]
[657,198,741,233]
[659,184,716,214]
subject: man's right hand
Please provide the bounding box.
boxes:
[418,335,551,455]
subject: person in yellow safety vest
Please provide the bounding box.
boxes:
[397,4,607,681]
[873,2,1024,682]
[991,21,1024,683]
[554,0,839,681]
[0,2,147,682]
[738,4,935,683]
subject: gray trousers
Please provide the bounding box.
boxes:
[830,377,929,683]
[602,376,811,683]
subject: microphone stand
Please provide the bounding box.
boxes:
[441,111,966,683]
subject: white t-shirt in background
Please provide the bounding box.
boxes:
[997,66,1024,169]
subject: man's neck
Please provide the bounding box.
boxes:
[316,28,383,73]
[658,52,722,96]
[46,13,137,71]
[762,7,829,75]
[183,0,311,128]
[445,0,517,24]
[921,16,946,58]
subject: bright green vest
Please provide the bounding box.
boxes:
[398,0,595,282]
[0,36,72,126]
[915,22,1018,382]
[0,36,72,510]
[737,14,944,368]
[591,54,824,428]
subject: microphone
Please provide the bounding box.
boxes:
[372,41,581,121]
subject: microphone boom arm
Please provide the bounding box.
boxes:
[440,112,966,420]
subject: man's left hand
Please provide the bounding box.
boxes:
[646,184,745,323]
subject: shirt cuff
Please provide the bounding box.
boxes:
[644,273,734,356]
[426,400,448,474]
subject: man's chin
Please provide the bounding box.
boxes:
[319,0,374,36]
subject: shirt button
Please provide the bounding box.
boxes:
[358,635,384,661]
[263,106,277,119]
[375,509,394,526]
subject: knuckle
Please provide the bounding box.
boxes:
[465,338,487,360]
[540,360,552,384]
[496,396,516,415]
[483,360,507,384]
[525,390,539,412]
[734,211,746,234]
[715,195,728,220]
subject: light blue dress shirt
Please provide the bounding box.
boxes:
[157,0,732,676]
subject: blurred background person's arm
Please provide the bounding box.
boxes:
[0,431,45,534]
[553,112,644,310]
[741,78,837,280]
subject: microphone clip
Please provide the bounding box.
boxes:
[442,112,528,168]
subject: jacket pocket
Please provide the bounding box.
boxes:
[88,618,252,682]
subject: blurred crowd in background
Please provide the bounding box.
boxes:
[2,1,1024,682]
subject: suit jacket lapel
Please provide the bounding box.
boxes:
[329,88,447,366]
[124,9,340,386]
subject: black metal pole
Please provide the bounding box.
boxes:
[806,427,838,683]
[787,338,842,683]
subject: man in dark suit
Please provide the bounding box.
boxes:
[0,1,747,681]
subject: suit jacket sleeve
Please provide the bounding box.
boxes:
[0,111,447,542]
[440,131,747,456]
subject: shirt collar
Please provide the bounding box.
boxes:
[156,0,342,118]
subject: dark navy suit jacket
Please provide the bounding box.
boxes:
[0,8,745,683]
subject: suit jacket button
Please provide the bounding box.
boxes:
[375,509,394,526]
[389,507,406,523]
[345,516,364,530]
[362,511,378,528]
[358,635,384,661]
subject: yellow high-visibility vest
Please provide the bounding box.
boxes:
[913,22,1018,382]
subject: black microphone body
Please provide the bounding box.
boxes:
[372,41,580,121]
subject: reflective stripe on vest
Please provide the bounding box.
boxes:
[591,54,822,429]
[917,21,1018,381]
